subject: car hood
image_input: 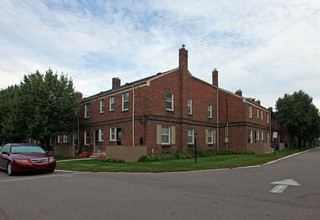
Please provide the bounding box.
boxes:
[11,153,51,159]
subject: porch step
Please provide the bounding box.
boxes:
[90,152,105,159]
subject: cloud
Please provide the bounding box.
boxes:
[0,0,319,111]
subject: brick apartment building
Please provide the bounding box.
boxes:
[65,45,271,156]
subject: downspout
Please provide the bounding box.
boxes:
[132,86,135,147]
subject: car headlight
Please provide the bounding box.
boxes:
[49,158,55,162]
[15,159,29,163]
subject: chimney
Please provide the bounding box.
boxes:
[112,77,121,89]
[76,92,83,100]
[179,44,188,71]
[212,68,218,86]
[235,89,242,97]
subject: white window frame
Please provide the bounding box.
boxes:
[257,109,259,119]
[109,96,114,111]
[84,131,90,145]
[261,111,263,120]
[249,105,252,118]
[122,92,129,111]
[110,128,116,141]
[267,113,269,123]
[85,104,90,118]
[188,128,194,144]
[187,98,192,115]
[73,131,77,146]
[208,104,212,118]
[100,99,104,113]
[57,136,61,144]
[208,129,213,144]
[161,126,170,144]
[63,134,68,143]
[99,129,104,142]
[256,130,259,141]
[166,92,174,111]
[262,131,265,142]
[248,130,253,143]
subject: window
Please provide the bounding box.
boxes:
[166,92,174,111]
[110,128,116,141]
[109,96,114,111]
[63,134,68,143]
[257,109,259,119]
[208,104,212,118]
[267,132,270,143]
[122,92,129,111]
[261,111,263,120]
[73,131,78,145]
[267,113,269,123]
[249,105,252,118]
[56,136,61,144]
[207,130,213,144]
[85,104,90,118]
[188,128,194,144]
[161,126,170,144]
[84,131,90,145]
[99,129,104,142]
[248,130,252,143]
[261,131,265,142]
[187,98,192,115]
[100,100,104,113]
[256,130,259,141]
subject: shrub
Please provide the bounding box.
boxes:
[102,158,125,163]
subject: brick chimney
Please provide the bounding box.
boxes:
[76,92,83,100]
[112,77,121,89]
[212,68,218,86]
[179,44,188,71]
[235,89,242,97]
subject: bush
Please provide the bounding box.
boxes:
[102,158,125,163]
[138,149,254,162]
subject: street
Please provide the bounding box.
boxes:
[0,148,319,220]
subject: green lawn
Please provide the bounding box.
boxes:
[55,149,309,172]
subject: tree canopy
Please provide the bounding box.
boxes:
[0,69,79,146]
[275,90,320,148]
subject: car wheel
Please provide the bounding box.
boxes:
[7,162,14,176]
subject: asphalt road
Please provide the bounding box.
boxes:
[0,148,319,220]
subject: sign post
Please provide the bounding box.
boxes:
[194,133,197,164]
[273,132,278,156]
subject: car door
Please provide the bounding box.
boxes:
[0,145,9,169]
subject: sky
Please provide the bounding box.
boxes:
[1,0,319,110]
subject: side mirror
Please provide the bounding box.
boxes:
[1,151,8,155]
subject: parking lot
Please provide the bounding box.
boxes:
[1,148,320,220]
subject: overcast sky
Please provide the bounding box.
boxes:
[1,0,319,110]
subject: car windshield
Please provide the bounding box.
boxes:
[11,146,45,154]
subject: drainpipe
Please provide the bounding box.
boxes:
[132,86,135,147]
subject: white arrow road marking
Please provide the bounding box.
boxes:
[270,179,301,193]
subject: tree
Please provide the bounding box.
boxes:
[275,90,320,148]
[0,69,79,147]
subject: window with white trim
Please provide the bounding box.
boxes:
[261,131,265,142]
[73,131,78,145]
[110,128,116,141]
[56,136,61,144]
[188,128,194,144]
[84,131,90,145]
[122,92,129,111]
[85,104,90,118]
[257,109,259,119]
[261,111,263,120]
[208,129,213,144]
[208,104,212,118]
[256,130,259,141]
[99,129,104,142]
[267,132,270,143]
[166,92,174,111]
[267,113,269,123]
[187,98,192,115]
[100,100,104,113]
[109,96,114,111]
[63,134,68,143]
[248,130,253,143]
[161,126,170,144]
[249,105,252,118]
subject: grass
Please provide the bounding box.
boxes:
[55,148,315,172]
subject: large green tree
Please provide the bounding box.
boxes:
[275,90,320,148]
[0,69,79,146]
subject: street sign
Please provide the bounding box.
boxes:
[273,132,278,139]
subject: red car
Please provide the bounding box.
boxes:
[0,143,56,176]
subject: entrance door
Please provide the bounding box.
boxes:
[94,129,99,152]
[116,128,122,146]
